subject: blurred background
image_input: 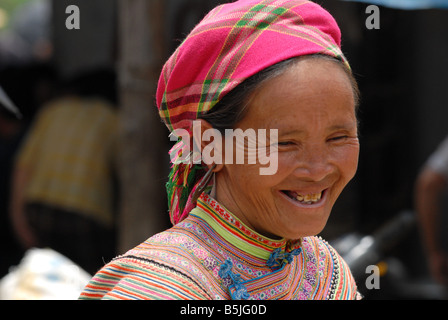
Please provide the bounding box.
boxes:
[0,0,448,299]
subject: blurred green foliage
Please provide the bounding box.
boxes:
[0,0,33,30]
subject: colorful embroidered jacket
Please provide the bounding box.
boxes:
[80,194,360,300]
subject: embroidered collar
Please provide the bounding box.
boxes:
[190,193,302,262]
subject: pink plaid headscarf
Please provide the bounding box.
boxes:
[156,0,349,225]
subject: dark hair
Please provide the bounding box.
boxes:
[199,54,359,132]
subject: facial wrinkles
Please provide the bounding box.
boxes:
[218,167,271,235]
[228,129,258,164]
[250,191,281,239]
[218,134,285,238]
[227,122,279,176]
[276,103,357,180]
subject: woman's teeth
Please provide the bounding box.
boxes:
[295,192,322,204]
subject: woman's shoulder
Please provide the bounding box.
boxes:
[301,235,341,258]
[79,227,212,300]
[301,236,362,300]
[79,253,211,300]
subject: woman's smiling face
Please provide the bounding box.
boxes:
[214,57,360,240]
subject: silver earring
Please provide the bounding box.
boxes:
[192,164,217,202]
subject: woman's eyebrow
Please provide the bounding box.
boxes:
[328,123,358,131]
[277,129,305,137]
[277,122,357,136]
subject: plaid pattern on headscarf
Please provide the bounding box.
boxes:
[156,0,350,225]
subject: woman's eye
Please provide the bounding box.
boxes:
[328,135,348,142]
[277,141,294,146]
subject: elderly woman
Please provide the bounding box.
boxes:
[80,0,361,300]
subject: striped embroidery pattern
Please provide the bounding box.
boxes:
[195,194,299,258]
[81,257,210,300]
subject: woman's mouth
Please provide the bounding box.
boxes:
[280,189,326,206]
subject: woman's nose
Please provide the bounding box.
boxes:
[292,145,334,181]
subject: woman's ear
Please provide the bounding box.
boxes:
[193,119,224,172]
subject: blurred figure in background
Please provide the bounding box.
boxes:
[9,69,120,275]
[0,63,56,278]
[0,90,26,278]
[415,135,448,287]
